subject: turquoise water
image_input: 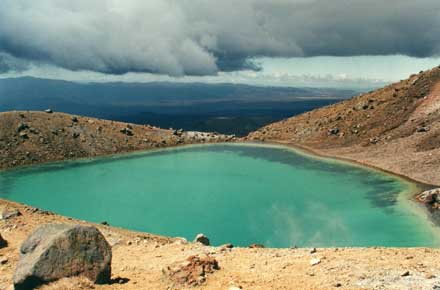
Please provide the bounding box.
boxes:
[0,143,438,247]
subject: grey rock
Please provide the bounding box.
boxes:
[44,109,53,114]
[29,127,39,134]
[194,233,210,246]
[71,116,78,123]
[120,128,133,136]
[328,128,339,135]
[369,137,380,144]
[13,223,112,290]
[16,123,29,133]
[173,129,184,136]
[19,132,29,140]
[416,126,430,133]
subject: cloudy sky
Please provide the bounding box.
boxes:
[1,0,439,88]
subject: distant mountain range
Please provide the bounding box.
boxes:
[0,77,358,136]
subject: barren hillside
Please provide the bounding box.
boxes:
[0,111,234,170]
[247,66,440,186]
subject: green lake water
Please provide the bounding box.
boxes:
[0,143,438,247]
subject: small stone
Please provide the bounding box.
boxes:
[0,208,22,220]
[16,123,29,133]
[44,109,53,113]
[228,287,242,290]
[194,233,210,246]
[310,248,317,254]
[19,132,28,139]
[163,254,219,286]
[416,126,430,133]
[310,258,321,266]
[328,128,339,135]
[334,282,342,287]
[369,137,380,144]
[174,237,188,245]
[0,256,8,265]
[425,273,436,279]
[71,116,78,123]
[249,243,265,248]
[100,221,109,226]
[0,233,7,248]
[120,128,133,136]
[401,270,410,277]
[29,127,39,134]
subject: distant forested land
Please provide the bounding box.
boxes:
[0,77,359,136]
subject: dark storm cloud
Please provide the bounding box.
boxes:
[0,53,29,73]
[0,0,439,76]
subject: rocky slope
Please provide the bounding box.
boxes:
[0,111,235,170]
[247,66,440,186]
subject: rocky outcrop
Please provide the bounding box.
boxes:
[13,223,112,290]
[162,254,219,286]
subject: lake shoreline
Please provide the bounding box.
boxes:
[246,140,435,189]
[2,141,439,247]
[1,139,438,233]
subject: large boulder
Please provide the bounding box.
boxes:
[13,223,112,290]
